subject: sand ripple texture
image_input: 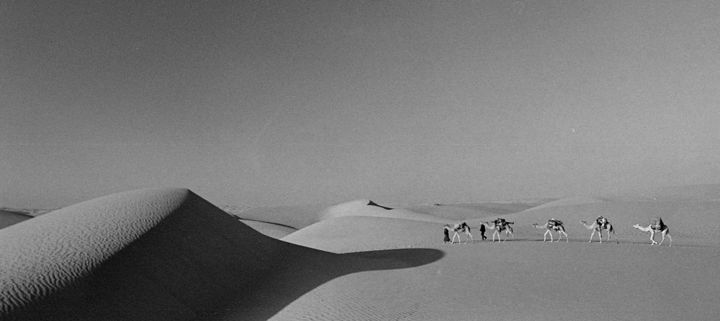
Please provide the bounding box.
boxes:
[0,188,291,320]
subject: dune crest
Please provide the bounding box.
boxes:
[0,188,291,319]
[320,199,450,224]
[0,209,33,229]
[0,188,442,321]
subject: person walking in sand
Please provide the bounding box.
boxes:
[443,225,451,243]
[479,223,487,240]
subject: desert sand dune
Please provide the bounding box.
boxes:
[320,199,451,224]
[0,209,33,229]
[283,216,449,253]
[230,204,328,229]
[3,186,719,320]
[239,219,297,239]
[521,196,605,211]
[0,188,441,320]
[410,201,551,220]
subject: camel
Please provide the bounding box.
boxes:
[448,222,473,244]
[633,217,672,247]
[481,219,514,242]
[532,219,568,242]
[580,217,617,244]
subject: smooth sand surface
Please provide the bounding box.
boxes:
[320,199,451,224]
[3,186,719,320]
[239,219,297,239]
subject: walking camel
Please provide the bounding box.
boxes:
[580,216,618,244]
[481,219,514,242]
[532,219,568,242]
[447,222,473,244]
[633,217,672,247]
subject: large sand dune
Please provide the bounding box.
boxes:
[3,186,719,320]
[0,188,441,320]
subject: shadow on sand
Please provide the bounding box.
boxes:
[2,190,443,321]
[218,246,445,321]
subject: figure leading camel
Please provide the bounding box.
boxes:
[481,218,514,242]
[445,222,473,244]
[580,216,617,244]
[633,217,672,247]
[532,218,568,242]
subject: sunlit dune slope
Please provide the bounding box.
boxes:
[232,204,328,229]
[239,219,297,238]
[283,216,447,253]
[320,200,451,224]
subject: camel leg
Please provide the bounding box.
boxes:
[452,232,459,244]
[659,230,671,246]
[649,230,657,246]
[547,230,553,242]
[588,231,595,243]
[467,232,474,243]
[543,230,549,242]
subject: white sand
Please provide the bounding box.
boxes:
[3,186,719,320]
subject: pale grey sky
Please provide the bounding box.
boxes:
[2,0,720,208]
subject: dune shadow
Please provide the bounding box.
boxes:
[213,246,444,321]
[1,189,444,321]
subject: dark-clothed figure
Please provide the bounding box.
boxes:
[443,225,451,243]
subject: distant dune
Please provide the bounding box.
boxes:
[239,219,297,239]
[319,199,450,224]
[0,209,33,229]
[283,216,446,253]
[407,201,545,221]
[230,204,328,229]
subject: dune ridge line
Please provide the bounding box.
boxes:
[0,188,292,320]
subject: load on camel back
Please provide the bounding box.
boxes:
[596,216,609,228]
[548,218,563,228]
[493,218,508,227]
[650,217,666,231]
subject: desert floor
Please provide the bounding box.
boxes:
[1,187,718,321]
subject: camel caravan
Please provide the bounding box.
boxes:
[442,216,673,247]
